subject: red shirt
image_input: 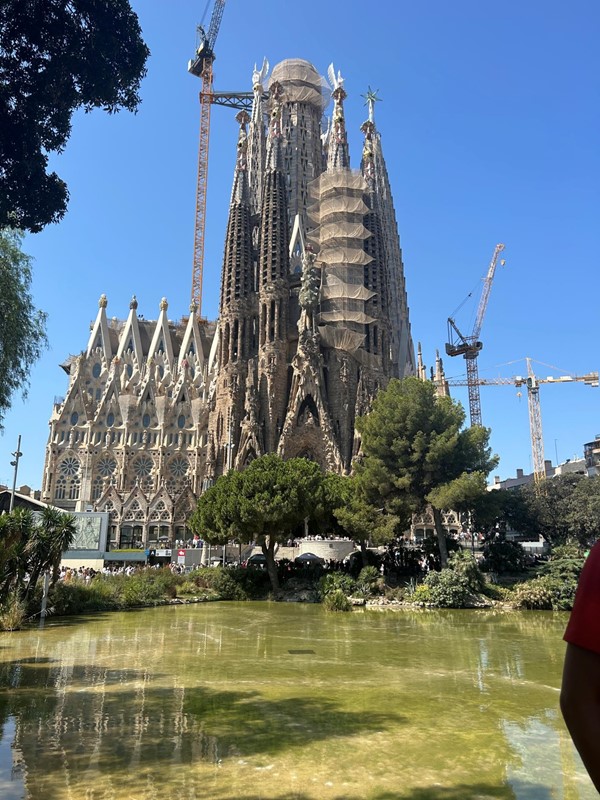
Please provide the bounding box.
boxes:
[564,542,600,655]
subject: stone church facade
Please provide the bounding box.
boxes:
[41,58,416,548]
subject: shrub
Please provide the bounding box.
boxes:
[512,574,577,611]
[319,572,357,599]
[190,567,270,599]
[512,577,555,610]
[49,580,120,615]
[482,582,513,602]
[543,545,585,583]
[480,538,527,574]
[411,583,432,604]
[384,586,407,602]
[323,589,352,612]
[424,569,472,608]
[178,580,203,596]
[209,569,248,600]
[0,596,27,631]
[357,566,380,590]
[448,550,486,591]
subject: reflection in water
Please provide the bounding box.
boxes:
[0,605,594,800]
[0,715,25,800]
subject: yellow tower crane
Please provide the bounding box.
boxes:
[447,360,598,483]
[445,243,506,427]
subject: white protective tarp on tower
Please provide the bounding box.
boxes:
[307,169,374,352]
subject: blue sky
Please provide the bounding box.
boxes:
[1,0,598,489]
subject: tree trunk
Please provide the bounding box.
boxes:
[261,536,280,594]
[432,507,449,568]
[360,539,369,569]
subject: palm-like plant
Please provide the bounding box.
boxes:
[0,506,76,606]
[0,508,33,603]
[22,508,76,601]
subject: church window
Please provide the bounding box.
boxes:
[126,364,133,378]
[134,456,153,477]
[92,477,104,501]
[142,413,151,428]
[97,456,117,478]
[157,339,164,354]
[188,341,195,355]
[107,412,115,427]
[158,365,164,379]
[140,474,153,493]
[127,338,134,352]
[55,477,66,500]
[92,363,101,378]
[70,412,79,426]
[169,457,189,479]
[60,456,80,477]
[177,414,186,429]
[68,476,81,500]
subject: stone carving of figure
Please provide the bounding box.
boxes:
[298,247,320,334]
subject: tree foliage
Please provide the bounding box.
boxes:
[0,507,76,607]
[0,0,149,231]
[356,377,497,566]
[190,455,324,592]
[509,475,600,547]
[332,476,399,567]
[0,230,48,427]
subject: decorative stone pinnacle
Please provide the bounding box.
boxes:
[99,294,108,309]
[160,297,168,311]
[130,295,138,310]
[189,302,198,314]
[361,87,381,124]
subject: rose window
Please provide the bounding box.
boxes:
[134,456,153,478]
[59,457,80,477]
[169,457,189,478]
[97,456,117,478]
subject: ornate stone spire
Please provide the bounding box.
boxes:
[326,64,350,170]
[265,81,284,173]
[259,81,289,289]
[248,57,269,214]
[87,293,112,363]
[417,342,427,381]
[363,89,415,378]
[230,110,250,205]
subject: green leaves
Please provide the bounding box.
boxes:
[190,455,325,591]
[357,377,496,513]
[0,230,48,426]
[0,0,150,231]
[356,377,498,566]
[0,506,76,604]
[512,474,600,547]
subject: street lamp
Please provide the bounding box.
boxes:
[9,434,22,512]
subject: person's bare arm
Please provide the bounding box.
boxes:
[561,642,600,793]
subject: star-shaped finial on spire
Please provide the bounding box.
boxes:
[361,86,382,123]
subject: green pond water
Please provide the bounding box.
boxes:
[0,603,594,800]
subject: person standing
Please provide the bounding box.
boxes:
[561,541,600,793]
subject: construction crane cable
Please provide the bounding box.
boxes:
[200,0,211,27]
